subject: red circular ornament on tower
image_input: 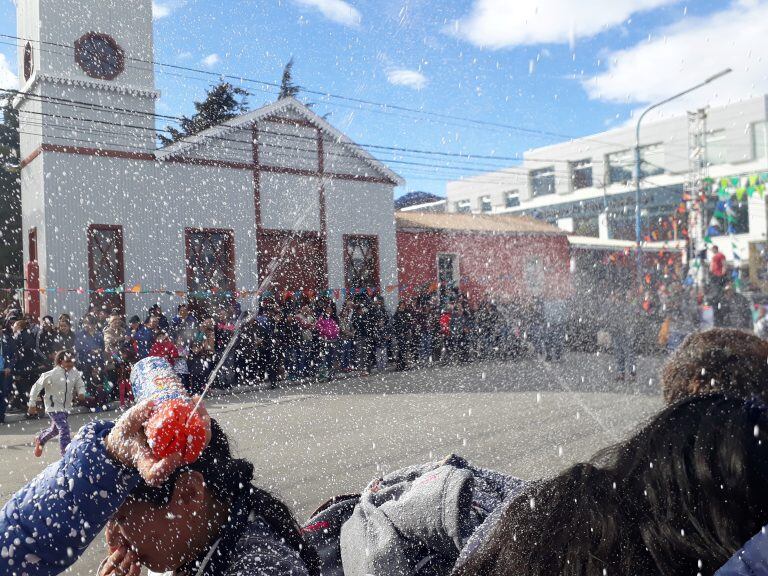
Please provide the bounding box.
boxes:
[74,32,125,80]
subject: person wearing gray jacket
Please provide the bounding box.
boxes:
[302,454,526,576]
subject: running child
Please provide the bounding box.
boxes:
[27,350,85,457]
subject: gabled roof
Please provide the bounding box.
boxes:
[155,97,404,185]
[396,212,565,235]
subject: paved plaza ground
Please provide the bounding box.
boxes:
[0,352,666,575]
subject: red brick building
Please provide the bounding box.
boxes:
[396,212,571,305]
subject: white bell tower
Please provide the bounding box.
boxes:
[15,0,158,158]
[14,0,159,317]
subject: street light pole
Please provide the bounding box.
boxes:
[633,68,732,285]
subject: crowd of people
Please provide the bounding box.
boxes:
[0,291,582,423]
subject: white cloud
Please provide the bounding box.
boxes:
[152,0,187,20]
[386,68,428,90]
[0,53,16,91]
[583,1,768,119]
[200,53,221,69]
[449,0,679,49]
[176,51,193,61]
[293,0,362,27]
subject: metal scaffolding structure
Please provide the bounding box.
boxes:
[686,108,709,286]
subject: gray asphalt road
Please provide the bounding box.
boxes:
[0,352,665,575]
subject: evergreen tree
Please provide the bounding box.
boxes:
[159,82,249,145]
[279,57,300,100]
[0,102,22,289]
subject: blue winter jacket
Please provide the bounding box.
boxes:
[716,528,768,575]
[0,421,140,576]
[1,330,16,372]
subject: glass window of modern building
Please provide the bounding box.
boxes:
[753,121,768,160]
[607,145,664,185]
[705,130,727,165]
[530,166,556,197]
[455,199,472,213]
[571,159,593,190]
[481,196,493,212]
[505,192,521,208]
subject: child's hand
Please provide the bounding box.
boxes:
[27,406,38,416]
[105,399,211,486]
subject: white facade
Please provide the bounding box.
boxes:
[446,96,768,263]
[15,0,402,318]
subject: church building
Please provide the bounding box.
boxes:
[14,0,402,318]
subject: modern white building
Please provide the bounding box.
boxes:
[14,0,403,318]
[446,96,768,272]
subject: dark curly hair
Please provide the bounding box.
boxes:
[131,419,320,575]
[661,328,768,404]
[453,395,768,575]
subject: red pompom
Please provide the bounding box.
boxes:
[144,398,207,464]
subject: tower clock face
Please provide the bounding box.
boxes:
[74,33,125,80]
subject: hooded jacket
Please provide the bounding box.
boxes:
[304,455,526,576]
[27,365,85,412]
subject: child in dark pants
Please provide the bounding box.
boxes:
[27,351,85,457]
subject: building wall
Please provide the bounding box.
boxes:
[446,96,768,219]
[397,230,571,305]
[325,179,399,310]
[36,153,258,316]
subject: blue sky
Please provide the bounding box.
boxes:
[0,0,762,197]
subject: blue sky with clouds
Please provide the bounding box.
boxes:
[0,0,762,197]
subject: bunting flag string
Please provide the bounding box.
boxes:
[0,272,538,301]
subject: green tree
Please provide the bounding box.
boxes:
[279,57,300,100]
[0,102,22,289]
[159,82,249,145]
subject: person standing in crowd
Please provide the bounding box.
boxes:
[53,314,75,355]
[393,300,413,371]
[27,350,85,457]
[128,315,154,360]
[316,305,340,381]
[338,299,356,372]
[606,291,637,381]
[11,318,39,411]
[543,297,566,362]
[295,303,316,378]
[149,330,179,368]
[214,307,236,388]
[145,303,169,332]
[103,314,127,392]
[370,297,390,372]
[709,245,728,326]
[169,303,197,341]
[187,340,211,396]
[37,316,58,372]
[173,332,192,391]
[0,323,15,425]
[719,284,753,329]
[75,315,106,408]
[256,300,280,388]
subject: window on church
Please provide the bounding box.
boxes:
[344,235,380,294]
[185,229,236,311]
[87,225,125,314]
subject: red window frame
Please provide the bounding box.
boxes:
[28,227,37,262]
[184,228,237,296]
[87,224,125,313]
[343,234,380,294]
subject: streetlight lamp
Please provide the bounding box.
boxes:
[633,68,732,284]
